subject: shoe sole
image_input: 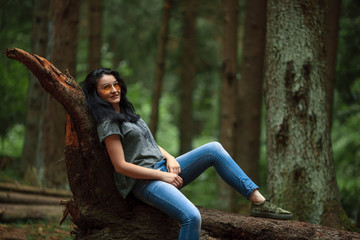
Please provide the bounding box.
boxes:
[250,210,293,220]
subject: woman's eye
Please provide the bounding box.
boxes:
[114,83,120,89]
[103,85,111,91]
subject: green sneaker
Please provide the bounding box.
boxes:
[250,200,292,220]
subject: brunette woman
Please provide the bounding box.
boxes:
[81,68,292,240]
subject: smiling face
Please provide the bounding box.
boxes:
[96,74,121,112]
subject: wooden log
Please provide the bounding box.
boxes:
[0,204,63,222]
[199,207,360,240]
[0,191,68,205]
[0,182,72,198]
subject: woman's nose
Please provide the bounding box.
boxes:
[110,85,117,92]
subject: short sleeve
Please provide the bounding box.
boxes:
[96,120,123,144]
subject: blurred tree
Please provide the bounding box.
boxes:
[332,0,360,226]
[218,0,239,212]
[37,0,80,188]
[178,0,198,155]
[335,0,360,106]
[21,0,49,186]
[324,0,340,128]
[88,0,102,71]
[264,0,350,229]
[236,0,266,185]
[150,0,172,137]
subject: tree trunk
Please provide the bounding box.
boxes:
[5,47,359,239]
[264,0,350,229]
[324,0,340,129]
[38,0,80,188]
[150,0,172,137]
[235,0,266,184]
[88,0,102,71]
[218,0,239,212]
[21,0,49,186]
[179,0,197,155]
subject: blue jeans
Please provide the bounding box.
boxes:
[132,142,258,240]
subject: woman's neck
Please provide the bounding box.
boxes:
[113,104,121,113]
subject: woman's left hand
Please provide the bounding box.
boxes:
[166,156,181,175]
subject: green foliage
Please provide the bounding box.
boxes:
[0,124,24,158]
[332,0,360,223]
[332,90,360,222]
[0,0,32,139]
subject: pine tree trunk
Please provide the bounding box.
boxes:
[218,0,239,212]
[150,0,172,137]
[235,0,266,184]
[324,0,340,128]
[21,0,49,186]
[39,0,80,188]
[179,0,197,155]
[88,0,102,71]
[5,47,359,239]
[264,0,350,229]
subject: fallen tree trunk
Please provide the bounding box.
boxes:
[0,191,67,205]
[4,48,360,240]
[0,204,63,222]
[199,207,360,240]
[0,182,72,198]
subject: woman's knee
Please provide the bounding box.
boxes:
[204,141,223,152]
[182,207,201,226]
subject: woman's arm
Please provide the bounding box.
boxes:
[158,146,181,174]
[104,135,183,188]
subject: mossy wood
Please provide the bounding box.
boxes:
[4,48,359,240]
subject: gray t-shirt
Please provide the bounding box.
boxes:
[97,118,165,198]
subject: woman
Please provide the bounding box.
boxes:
[82,68,292,240]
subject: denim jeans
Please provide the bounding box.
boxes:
[132,142,258,240]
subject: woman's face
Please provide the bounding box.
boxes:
[96,74,121,109]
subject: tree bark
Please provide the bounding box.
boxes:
[5,47,359,239]
[235,0,266,184]
[218,0,239,212]
[179,0,197,155]
[264,0,351,229]
[150,0,172,137]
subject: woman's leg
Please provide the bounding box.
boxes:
[176,142,258,199]
[132,180,201,240]
[175,142,292,220]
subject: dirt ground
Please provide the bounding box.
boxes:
[0,220,72,240]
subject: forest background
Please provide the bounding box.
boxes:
[0,0,359,229]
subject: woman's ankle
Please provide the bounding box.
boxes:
[249,189,266,203]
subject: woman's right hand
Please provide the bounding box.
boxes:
[161,172,183,188]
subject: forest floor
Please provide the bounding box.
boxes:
[0,219,73,240]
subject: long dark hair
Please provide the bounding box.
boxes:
[81,68,140,123]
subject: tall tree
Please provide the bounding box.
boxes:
[218,0,239,212]
[150,0,172,137]
[324,0,341,128]
[21,0,49,186]
[37,0,80,188]
[264,0,349,228]
[235,0,266,184]
[88,0,102,71]
[179,0,198,155]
